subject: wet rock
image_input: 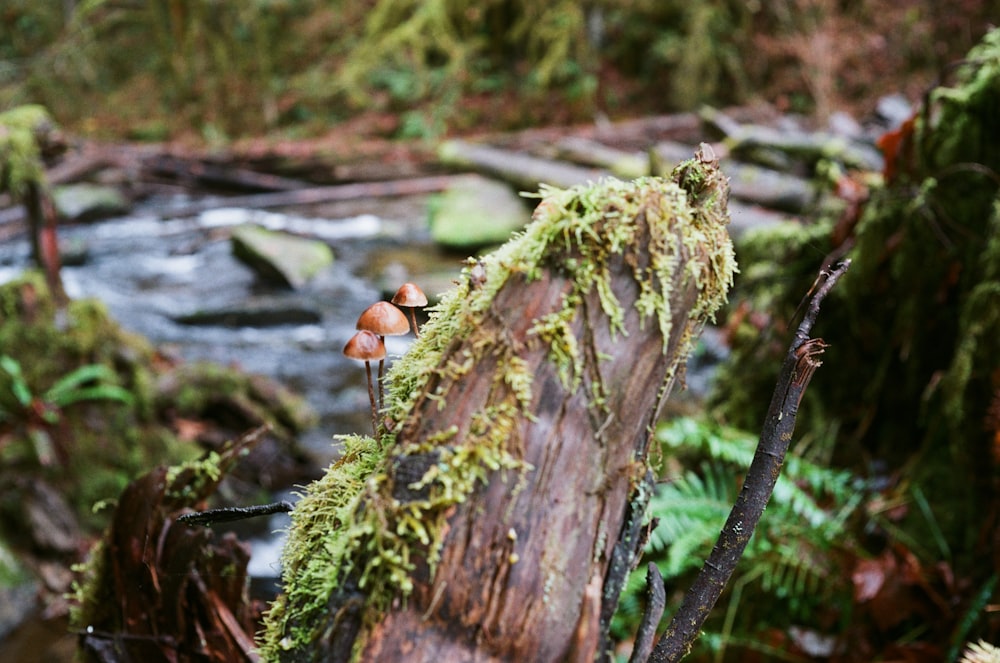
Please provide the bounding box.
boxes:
[52,183,129,222]
[428,174,530,250]
[174,297,323,327]
[230,223,334,289]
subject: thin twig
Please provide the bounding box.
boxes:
[178,500,293,527]
[648,259,850,663]
[629,563,667,663]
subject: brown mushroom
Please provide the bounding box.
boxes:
[356,301,410,409]
[343,330,385,436]
[391,282,429,339]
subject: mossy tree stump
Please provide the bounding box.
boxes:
[261,147,736,662]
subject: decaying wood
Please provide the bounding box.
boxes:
[438,138,608,190]
[265,146,735,662]
[160,174,465,218]
[701,106,883,171]
[143,154,313,192]
[551,136,649,178]
[649,259,850,663]
[23,181,67,305]
[76,426,271,663]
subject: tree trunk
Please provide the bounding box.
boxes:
[261,147,736,662]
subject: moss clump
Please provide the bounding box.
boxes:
[710,28,1000,576]
[0,270,316,596]
[0,104,53,198]
[259,156,735,659]
[0,272,196,532]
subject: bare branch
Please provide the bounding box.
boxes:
[629,563,667,663]
[649,259,850,662]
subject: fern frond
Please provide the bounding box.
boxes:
[613,416,863,647]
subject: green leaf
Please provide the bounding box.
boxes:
[0,355,34,407]
[44,364,131,407]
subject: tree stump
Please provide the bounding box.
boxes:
[260,146,736,662]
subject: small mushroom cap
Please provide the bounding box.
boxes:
[391,282,428,308]
[356,301,411,336]
[343,330,386,361]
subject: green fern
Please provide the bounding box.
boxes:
[611,416,863,654]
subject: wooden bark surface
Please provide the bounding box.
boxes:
[362,243,702,662]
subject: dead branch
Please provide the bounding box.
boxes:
[647,259,851,663]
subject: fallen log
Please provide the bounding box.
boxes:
[258,146,736,661]
[159,174,467,218]
[552,136,650,179]
[438,139,608,190]
[482,112,701,153]
[701,106,884,172]
[722,160,814,213]
[143,154,313,192]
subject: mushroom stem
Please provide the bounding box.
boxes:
[365,361,378,436]
[377,349,386,411]
[343,329,386,438]
[407,308,420,338]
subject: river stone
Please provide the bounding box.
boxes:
[231,224,333,289]
[428,175,530,250]
[52,183,129,222]
[174,298,323,327]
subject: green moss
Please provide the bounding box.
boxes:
[0,271,314,547]
[259,160,735,659]
[0,273,195,532]
[0,104,52,198]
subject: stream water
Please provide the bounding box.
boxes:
[2,193,464,461]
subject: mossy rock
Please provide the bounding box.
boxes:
[428,174,531,250]
[231,224,334,289]
[53,183,130,222]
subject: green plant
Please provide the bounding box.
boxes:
[612,416,863,659]
[1,354,134,424]
[0,354,134,464]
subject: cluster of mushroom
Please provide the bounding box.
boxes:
[342,282,428,436]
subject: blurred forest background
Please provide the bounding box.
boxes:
[3,2,1000,663]
[1,0,996,143]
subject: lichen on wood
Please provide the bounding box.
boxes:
[259,147,735,661]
